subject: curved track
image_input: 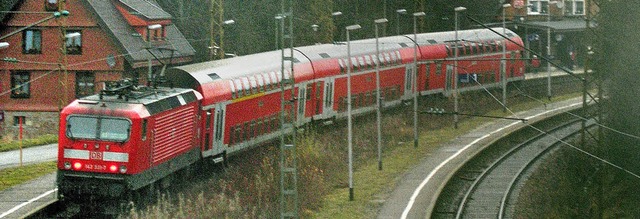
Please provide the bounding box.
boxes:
[433,115,592,219]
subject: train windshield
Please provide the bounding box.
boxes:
[66,116,131,142]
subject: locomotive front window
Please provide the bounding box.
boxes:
[100,118,130,141]
[66,116,131,142]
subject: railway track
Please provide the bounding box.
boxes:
[432,112,592,219]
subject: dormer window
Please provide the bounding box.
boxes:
[45,0,58,11]
[147,24,165,41]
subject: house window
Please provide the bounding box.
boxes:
[44,0,58,11]
[13,116,26,126]
[11,71,30,98]
[565,0,585,15]
[65,30,82,55]
[22,29,41,54]
[528,0,550,15]
[76,71,95,98]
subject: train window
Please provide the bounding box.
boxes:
[364,92,371,106]
[490,41,498,52]
[256,119,263,136]
[364,56,372,69]
[242,77,251,95]
[249,76,258,94]
[483,41,490,53]
[510,51,516,63]
[389,53,396,65]
[250,121,256,139]
[471,43,478,54]
[349,57,358,72]
[306,84,313,100]
[229,80,236,99]
[256,74,265,92]
[384,53,392,66]
[338,59,346,74]
[268,72,276,89]
[243,122,249,142]
[359,57,366,70]
[234,79,243,97]
[445,44,452,57]
[275,71,282,86]
[464,43,472,55]
[284,70,292,85]
[234,125,242,145]
[395,51,402,64]
[316,82,322,98]
[261,73,270,91]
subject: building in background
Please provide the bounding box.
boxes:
[503,0,597,70]
[0,0,195,139]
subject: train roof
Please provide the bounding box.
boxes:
[68,86,201,116]
[166,28,519,88]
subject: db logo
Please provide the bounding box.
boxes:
[90,151,103,160]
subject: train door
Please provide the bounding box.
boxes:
[445,64,454,96]
[422,62,431,91]
[297,82,307,124]
[322,78,335,118]
[212,104,226,156]
[403,64,416,99]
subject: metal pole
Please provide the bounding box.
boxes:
[546,5,552,100]
[346,24,361,201]
[412,12,425,148]
[374,18,388,171]
[396,9,406,36]
[502,4,511,112]
[454,7,466,129]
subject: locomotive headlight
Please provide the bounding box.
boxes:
[64,162,71,170]
[73,162,82,170]
[119,165,127,174]
[109,165,118,172]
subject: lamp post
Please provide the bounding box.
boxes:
[396,9,407,35]
[374,18,388,170]
[546,1,558,100]
[502,3,511,112]
[332,11,342,42]
[311,24,319,44]
[346,24,361,201]
[209,19,235,60]
[454,7,466,129]
[275,15,284,50]
[412,12,425,148]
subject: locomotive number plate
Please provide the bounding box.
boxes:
[90,151,103,160]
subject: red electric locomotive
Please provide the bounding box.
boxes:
[56,80,202,211]
[56,28,524,212]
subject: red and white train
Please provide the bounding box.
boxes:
[56,28,524,205]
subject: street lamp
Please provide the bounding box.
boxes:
[374,18,388,171]
[275,15,284,50]
[332,11,342,42]
[311,24,319,44]
[547,1,558,100]
[454,6,466,129]
[223,19,235,25]
[412,12,425,148]
[396,9,407,35]
[346,24,361,201]
[502,3,511,112]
